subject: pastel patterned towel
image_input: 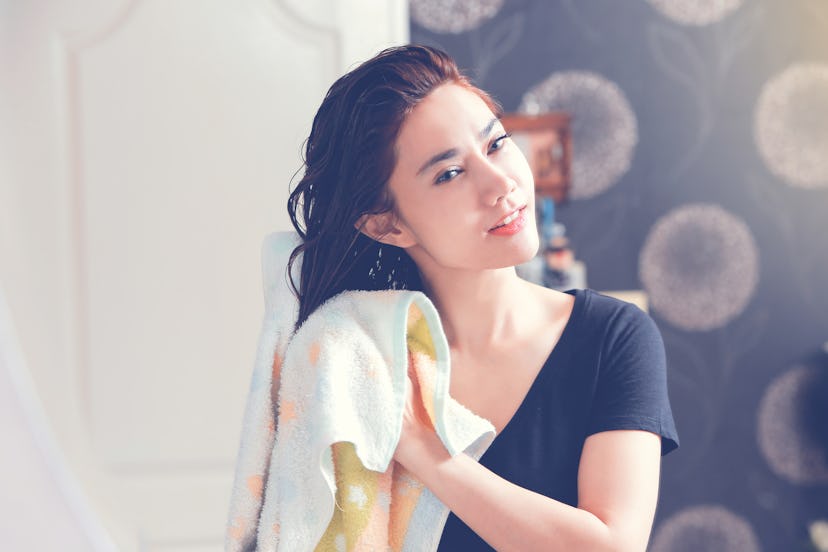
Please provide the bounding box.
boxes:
[225,232,496,551]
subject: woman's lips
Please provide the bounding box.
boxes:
[488,206,527,236]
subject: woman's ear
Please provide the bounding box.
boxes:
[355,211,417,248]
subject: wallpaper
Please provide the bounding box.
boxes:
[409,0,828,549]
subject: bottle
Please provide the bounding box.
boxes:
[542,223,587,291]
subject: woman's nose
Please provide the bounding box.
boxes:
[480,159,517,206]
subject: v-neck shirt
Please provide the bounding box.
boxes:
[437,288,679,550]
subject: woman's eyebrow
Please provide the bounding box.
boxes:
[479,117,499,139]
[417,148,458,176]
[416,117,501,176]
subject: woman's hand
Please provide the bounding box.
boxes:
[392,364,448,473]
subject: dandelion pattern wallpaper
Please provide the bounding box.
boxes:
[410,0,828,549]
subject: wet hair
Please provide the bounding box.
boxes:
[287,44,500,329]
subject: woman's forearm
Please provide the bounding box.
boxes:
[396,428,655,552]
[412,449,615,551]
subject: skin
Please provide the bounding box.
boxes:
[360,83,663,551]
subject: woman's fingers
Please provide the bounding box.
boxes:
[407,363,434,430]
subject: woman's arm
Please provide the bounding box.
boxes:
[394,378,662,552]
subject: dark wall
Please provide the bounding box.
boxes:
[410,1,828,549]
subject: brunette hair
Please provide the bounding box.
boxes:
[287,44,500,329]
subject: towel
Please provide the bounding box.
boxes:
[225,232,496,551]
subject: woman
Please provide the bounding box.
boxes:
[286,44,678,551]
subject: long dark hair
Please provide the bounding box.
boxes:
[287,44,500,329]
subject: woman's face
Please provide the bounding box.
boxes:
[385,83,538,274]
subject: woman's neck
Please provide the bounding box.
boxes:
[418,266,535,353]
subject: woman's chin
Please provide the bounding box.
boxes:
[498,235,541,270]
[515,232,541,264]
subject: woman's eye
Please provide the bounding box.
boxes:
[488,132,512,153]
[435,168,462,185]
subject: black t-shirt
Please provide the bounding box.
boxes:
[437,288,680,550]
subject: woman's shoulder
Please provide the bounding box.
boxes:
[520,284,659,346]
[537,287,661,348]
[570,288,654,326]
[573,289,665,360]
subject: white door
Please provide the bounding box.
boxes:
[0,1,408,549]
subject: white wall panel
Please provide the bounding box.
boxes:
[67,0,336,468]
[1,0,408,548]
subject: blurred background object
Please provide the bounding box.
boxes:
[501,112,572,204]
[540,222,587,291]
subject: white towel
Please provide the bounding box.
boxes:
[226,232,495,551]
